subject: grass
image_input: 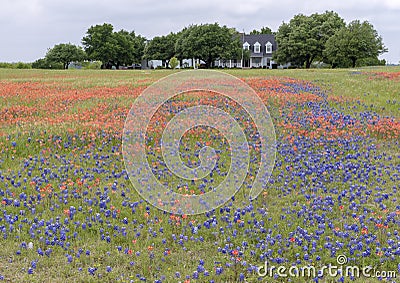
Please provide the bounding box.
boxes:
[226,67,400,118]
[0,67,399,282]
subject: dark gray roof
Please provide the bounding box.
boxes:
[241,34,276,57]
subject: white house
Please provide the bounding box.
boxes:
[215,33,277,69]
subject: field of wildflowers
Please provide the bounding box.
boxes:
[0,67,399,282]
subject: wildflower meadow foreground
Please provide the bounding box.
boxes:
[0,68,399,282]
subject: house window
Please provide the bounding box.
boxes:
[266,42,272,53]
[243,42,250,50]
[254,42,261,53]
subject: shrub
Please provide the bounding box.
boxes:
[81,61,102,69]
[169,57,179,69]
[0,62,32,69]
[32,58,63,69]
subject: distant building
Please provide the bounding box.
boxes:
[215,33,278,69]
[141,58,206,69]
[142,33,280,69]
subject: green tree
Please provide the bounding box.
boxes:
[274,11,345,68]
[243,49,251,61]
[45,43,86,69]
[82,23,117,68]
[0,62,32,69]
[32,58,50,69]
[169,56,179,69]
[175,23,241,68]
[144,32,177,68]
[132,33,146,65]
[325,20,387,68]
[82,23,146,68]
[175,26,193,64]
[113,30,136,67]
[32,58,63,69]
[250,26,273,34]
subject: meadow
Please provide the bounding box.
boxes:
[0,67,399,282]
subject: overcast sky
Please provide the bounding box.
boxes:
[1,0,399,64]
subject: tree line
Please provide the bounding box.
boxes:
[274,11,387,68]
[31,11,387,70]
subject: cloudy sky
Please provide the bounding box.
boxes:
[1,0,399,64]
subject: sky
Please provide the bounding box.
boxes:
[1,0,399,64]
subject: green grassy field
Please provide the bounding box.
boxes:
[0,67,399,282]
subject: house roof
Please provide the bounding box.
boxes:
[241,34,276,57]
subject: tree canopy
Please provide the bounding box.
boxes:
[144,32,177,67]
[82,23,145,68]
[250,27,273,35]
[82,23,115,68]
[325,20,387,68]
[274,11,345,68]
[45,43,86,69]
[34,12,388,70]
[174,23,241,68]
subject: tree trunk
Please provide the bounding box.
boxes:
[207,57,213,68]
[305,54,311,69]
[351,58,357,68]
[305,54,315,69]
